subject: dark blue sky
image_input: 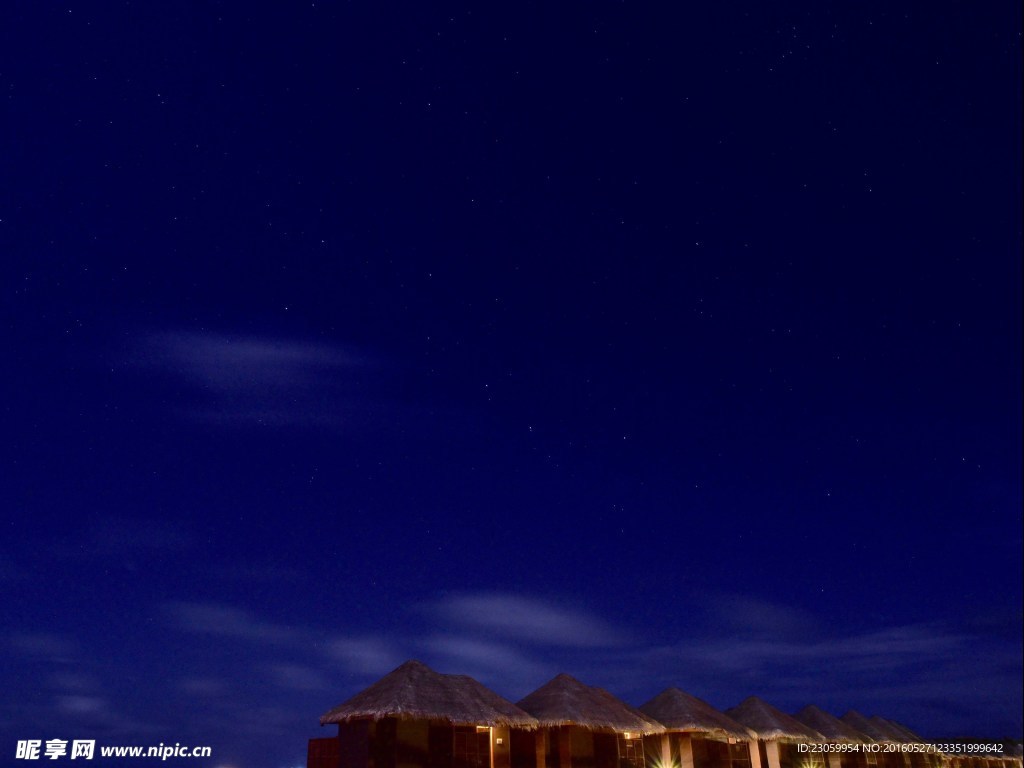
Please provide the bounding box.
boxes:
[2,2,1021,767]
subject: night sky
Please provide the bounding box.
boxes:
[2,3,1021,767]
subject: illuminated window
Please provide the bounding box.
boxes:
[730,741,752,768]
[617,734,645,768]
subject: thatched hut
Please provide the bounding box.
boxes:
[837,713,888,743]
[877,721,921,744]
[311,660,539,768]
[867,718,939,768]
[639,687,759,768]
[725,697,823,768]
[793,706,873,768]
[839,712,914,768]
[516,674,664,768]
[866,718,914,744]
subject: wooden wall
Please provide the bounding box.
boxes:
[309,737,342,768]
[511,728,542,768]
[493,726,511,768]
[339,721,370,768]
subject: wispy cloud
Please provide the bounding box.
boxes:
[266,663,332,692]
[50,672,100,692]
[420,635,550,684]
[326,637,404,675]
[146,331,359,392]
[89,515,192,553]
[8,632,78,662]
[164,601,402,678]
[134,330,368,428]
[177,677,230,698]
[429,593,625,647]
[164,602,303,644]
[707,594,819,638]
[57,695,107,715]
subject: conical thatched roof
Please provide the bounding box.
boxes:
[517,674,664,734]
[594,688,666,735]
[640,688,753,740]
[840,711,896,742]
[320,660,539,728]
[793,706,872,744]
[868,717,915,743]
[725,697,823,742]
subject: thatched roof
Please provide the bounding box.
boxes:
[793,706,872,744]
[725,697,823,742]
[640,688,754,740]
[840,711,897,742]
[876,718,924,743]
[841,713,925,745]
[516,674,664,734]
[320,660,539,729]
[594,688,666,735]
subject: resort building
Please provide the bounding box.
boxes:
[515,673,665,768]
[308,662,1021,768]
[793,705,873,768]
[724,697,824,768]
[866,716,940,768]
[841,711,916,768]
[639,687,759,768]
[310,660,538,768]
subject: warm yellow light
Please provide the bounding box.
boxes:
[476,726,491,733]
[623,732,637,740]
